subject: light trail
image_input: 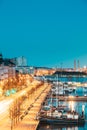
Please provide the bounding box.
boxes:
[0,89,28,121]
[0,99,13,114]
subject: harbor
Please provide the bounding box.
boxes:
[1,0,87,129]
[0,68,87,130]
[37,76,87,130]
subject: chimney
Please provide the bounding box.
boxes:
[74,60,76,70]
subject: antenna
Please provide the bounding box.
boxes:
[77,60,80,69]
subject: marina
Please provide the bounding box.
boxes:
[38,92,85,126]
[37,76,87,130]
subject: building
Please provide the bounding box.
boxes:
[10,56,27,67]
[0,53,16,80]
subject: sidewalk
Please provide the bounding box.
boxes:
[0,83,51,130]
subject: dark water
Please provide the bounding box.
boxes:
[38,124,87,130]
[45,76,87,83]
[37,77,87,130]
[58,77,87,83]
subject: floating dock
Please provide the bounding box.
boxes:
[58,96,87,101]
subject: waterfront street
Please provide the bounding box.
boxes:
[1,0,87,129]
[0,79,51,130]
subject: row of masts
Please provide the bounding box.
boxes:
[48,74,85,116]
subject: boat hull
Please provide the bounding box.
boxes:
[40,117,85,125]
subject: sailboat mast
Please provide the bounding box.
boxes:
[56,74,59,108]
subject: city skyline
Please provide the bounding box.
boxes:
[0,0,87,68]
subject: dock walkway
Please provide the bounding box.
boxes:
[1,82,51,130]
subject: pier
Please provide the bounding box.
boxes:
[58,95,87,101]
[50,95,87,101]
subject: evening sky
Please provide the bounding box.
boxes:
[0,0,87,68]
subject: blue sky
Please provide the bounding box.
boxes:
[0,0,87,68]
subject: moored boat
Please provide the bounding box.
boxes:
[39,115,85,125]
[38,108,85,125]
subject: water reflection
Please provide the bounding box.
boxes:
[38,123,87,130]
[38,124,79,130]
[68,101,75,111]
